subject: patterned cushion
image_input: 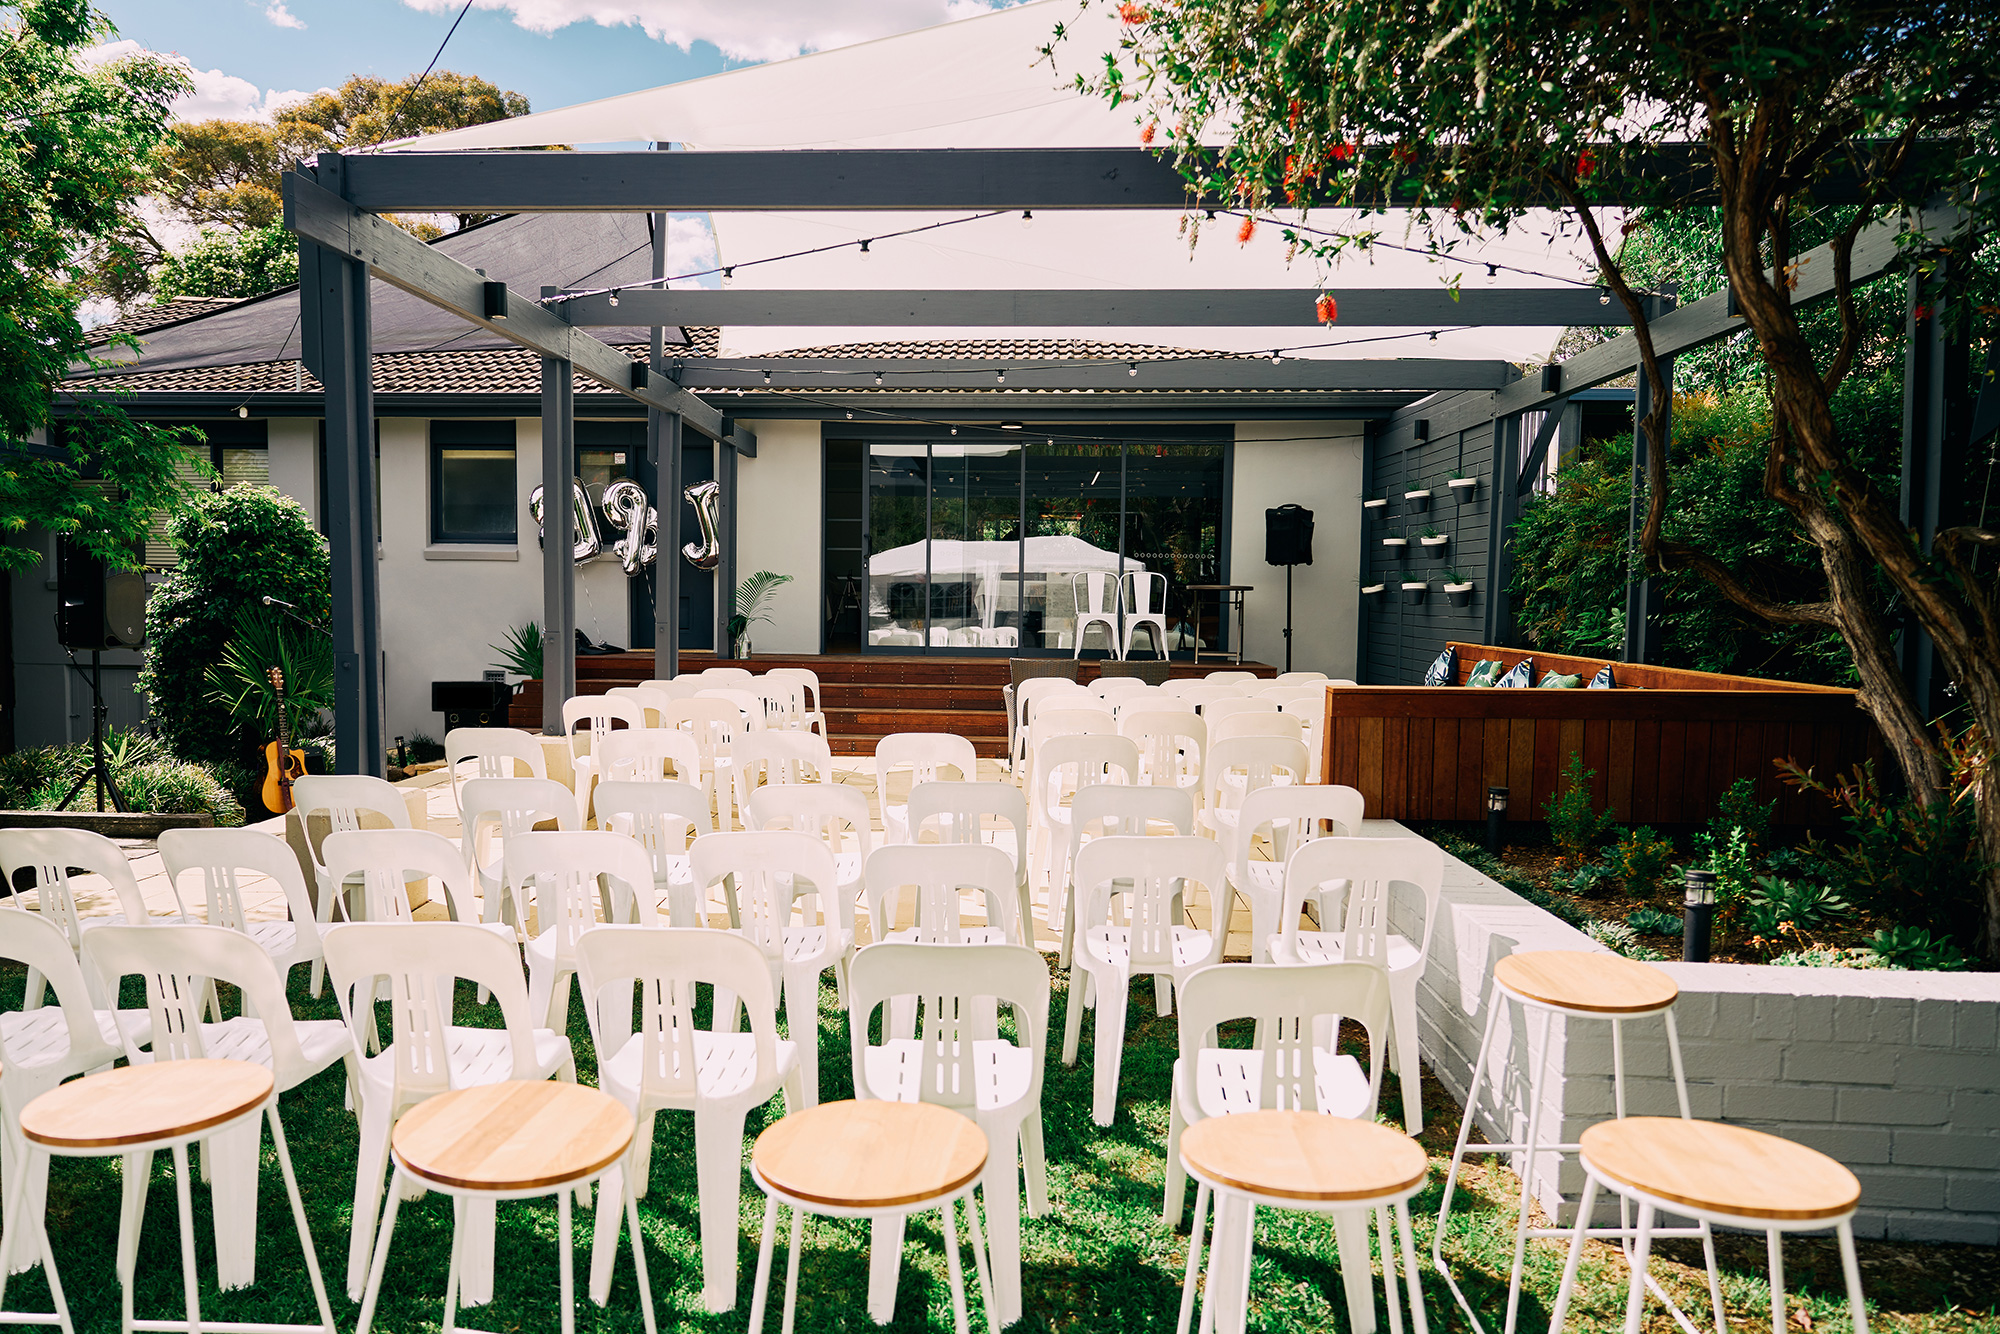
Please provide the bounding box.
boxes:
[1422,646,1457,687]
[1588,664,1616,689]
[1464,659,1505,688]
[1536,672,1583,689]
[1495,658,1535,689]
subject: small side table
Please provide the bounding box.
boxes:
[1185,585,1254,665]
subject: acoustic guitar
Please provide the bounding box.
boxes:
[261,666,305,816]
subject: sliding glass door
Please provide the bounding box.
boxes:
[861,427,1226,654]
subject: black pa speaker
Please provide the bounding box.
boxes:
[1265,504,1315,567]
[56,539,146,650]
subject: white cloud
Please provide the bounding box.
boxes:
[265,2,307,29]
[400,0,1023,64]
[663,214,719,285]
[80,40,320,121]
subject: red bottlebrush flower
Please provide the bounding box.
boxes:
[1576,147,1597,178]
[1288,99,1303,130]
[1913,303,1931,323]
[1330,140,1355,161]
[1141,121,1157,145]
[1315,293,1338,324]
[1391,143,1417,166]
[1117,2,1148,24]
[1236,214,1257,244]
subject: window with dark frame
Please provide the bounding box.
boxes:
[430,421,517,544]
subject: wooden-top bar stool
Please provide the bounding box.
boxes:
[354,1080,653,1334]
[748,1099,996,1334]
[1549,1117,1868,1334]
[1434,949,1706,1334]
[0,1057,335,1334]
[1177,1110,1429,1334]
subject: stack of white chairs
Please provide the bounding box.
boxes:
[874,732,977,846]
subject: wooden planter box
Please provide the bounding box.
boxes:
[1321,641,1882,827]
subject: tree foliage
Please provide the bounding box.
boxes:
[138,486,330,767]
[1075,0,2000,954]
[0,0,210,570]
[152,223,298,300]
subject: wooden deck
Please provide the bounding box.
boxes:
[511,651,1277,756]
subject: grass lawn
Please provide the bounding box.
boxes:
[5,958,1996,1333]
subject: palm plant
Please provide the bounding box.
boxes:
[728,570,794,653]
[202,607,335,736]
[489,621,543,679]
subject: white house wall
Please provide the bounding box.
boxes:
[267,418,318,527]
[733,419,823,655]
[1228,422,1364,678]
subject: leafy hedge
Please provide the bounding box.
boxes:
[0,731,243,825]
[137,487,330,767]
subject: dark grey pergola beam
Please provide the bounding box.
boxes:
[1391,212,1914,439]
[558,287,1634,329]
[282,166,741,447]
[675,356,1515,392]
[341,144,1907,214]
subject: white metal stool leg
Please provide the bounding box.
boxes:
[0,1142,73,1333]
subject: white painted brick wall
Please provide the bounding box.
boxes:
[1370,818,2000,1245]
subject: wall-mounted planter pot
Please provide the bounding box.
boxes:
[1403,489,1433,513]
[1381,537,1409,560]
[1420,535,1450,560]
[1363,498,1390,519]
[1401,581,1429,605]
[1448,477,1478,502]
[1361,583,1387,605]
[1444,582,1474,607]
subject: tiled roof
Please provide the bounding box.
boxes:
[759,337,1250,362]
[87,298,245,345]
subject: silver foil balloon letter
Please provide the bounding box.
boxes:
[599,478,658,575]
[682,479,721,570]
[527,479,603,563]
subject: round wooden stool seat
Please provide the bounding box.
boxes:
[1581,1117,1860,1222]
[392,1081,634,1192]
[1494,949,1678,1014]
[753,1099,987,1211]
[1180,1110,1428,1204]
[21,1058,273,1150]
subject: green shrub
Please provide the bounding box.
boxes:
[1771,947,1883,970]
[1864,925,1970,972]
[116,760,246,826]
[138,487,331,767]
[1709,777,1775,855]
[1742,876,1851,936]
[406,732,445,764]
[1708,826,1759,907]
[1611,825,1678,893]
[1543,753,1615,863]
[489,621,542,678]
[1582,918,1666,962]
[1551,861,1619,896]
[1625,906,1684,936]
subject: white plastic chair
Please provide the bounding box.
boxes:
[762,667,828,737]
[698,667,755,688]
[1204,671,1260,686]
[1024,705,1114,799]
[321,920,578,1303]
[863,843,1024,949]
[504,829,659,1029]
[593,779,716,928]
[1010,678,1088,772]
[664,696,749,823]
[1273,836,1444,1134]
[578,926,801,1313]
[874,733,978,846]
[318,827,480,924]
[1177,683,1245,713]
[562,695,646,801]
[457,776,583,936]
[595,727,702,789]
[0,908,152,1274]
[1052,783,1195,969]
[1202,696,1279,729]
[1070,571,1123,658]
[1258,684,1325,706]
[745,783,870,1005]
[289,774,412,988]
[699,686,768,734]
[1061,835,1229,1126]
[640,677,705,703]
[1121,571,1169,660]
[850,942,1051,1327]
[731,731,834,820]
[1208,710,1304,747]
[1196,735,1309,845]
[1120,709,1207,791]
[1222,784,1366,964]
[1028,733,1137,903]
[906,781,1031,943]
[1105,684,1175,720]
[1275,671,1329,686]
[442,728,548,825]
[158,827,330,991]
[605,686,659,726]
[687,830,847,1108]
[1280,697,1327,783]
[0,827,169,1008]
[84,922,359,1289]
[1089,676,1149,700]
[1163,962,1401,1334]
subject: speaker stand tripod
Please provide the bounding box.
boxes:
[57,650,128,814]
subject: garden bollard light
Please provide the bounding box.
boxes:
[1485,785,1508,852]
[1683,868,1715,962]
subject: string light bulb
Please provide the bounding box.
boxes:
[1269,350,1284,365]
[1429,330,1439,341]
[858,239,873,261]
[846,409,854,419]
[721,267,734,286]
[762,370,772,385]
[1020,210,1034,229]
[237,405,249,418]
[950,427,958,435]
[607,291,620,307]
[996,369,1007,384]
[874,371,883,385]
[1598,286,1611,305]
[1127,362,1139,377]
[1485,264,1498,285]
